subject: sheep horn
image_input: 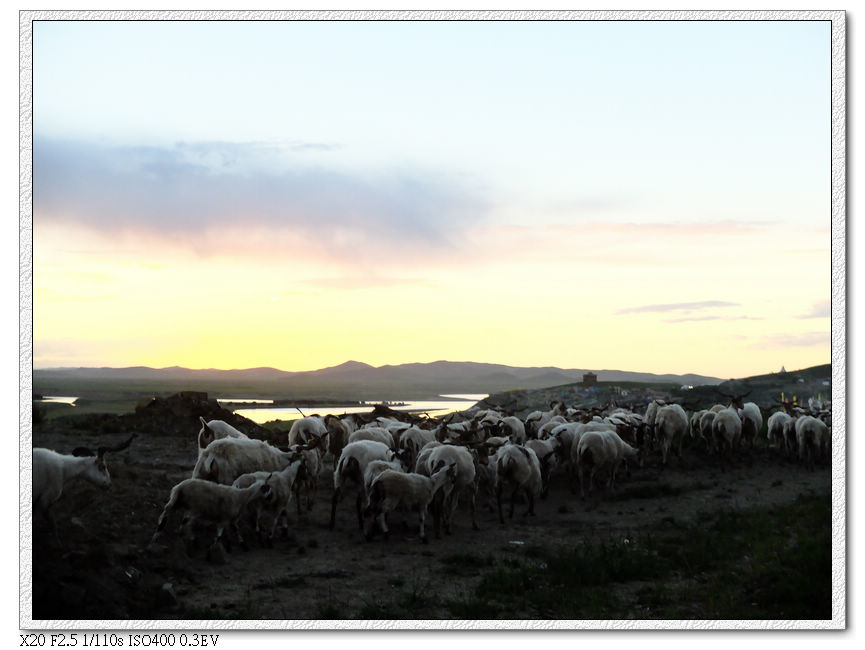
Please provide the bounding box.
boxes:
[98,433,136,457]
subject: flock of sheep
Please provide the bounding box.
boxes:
[32,391,833,556]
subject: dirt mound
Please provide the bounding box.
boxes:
[46,391,272,440]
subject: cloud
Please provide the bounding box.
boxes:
[663,315,764,323]
[33,137,489,263]
[749,331,830,349]
[490,220,775,237]
[616,300,738,315]
[796,300,831,319]
[305,276,434,290]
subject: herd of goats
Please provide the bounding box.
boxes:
[32,389,833,555]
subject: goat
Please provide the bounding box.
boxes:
[365,463,457,543]
[33,434,135,539]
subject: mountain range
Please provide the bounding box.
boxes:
[33,360,723,400]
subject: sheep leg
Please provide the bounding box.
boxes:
[470,489,479,531]
[509,486,519,519]
[355,491,365,531]
[496,483,505,524]
[525,489,535,517]
[419,508,428,544]
[329,486,340,530]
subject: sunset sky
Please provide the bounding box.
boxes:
[31,18,833,379]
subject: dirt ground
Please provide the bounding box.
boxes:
[28,424,832,623]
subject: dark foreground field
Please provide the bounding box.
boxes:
[28,417,833,625]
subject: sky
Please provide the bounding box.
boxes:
[29,17,834,378]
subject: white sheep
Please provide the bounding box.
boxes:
[288,416,328,447]
[766,411,792,450]
[231,458,306,545]
[329,440,397,531]
[524,437,560,498]
[348,426,397,449]
[498,416,528,444]
[192,437,307,485]
[365,463,457,543]
[574,429,637,498]
[494,444,542,523]
[711,407,742,468]
[152,477,273,553]
[524,401,567,438]
[738,403,764,449]
[654,404,689,465]
[424,444,478,535]
[795,415,830,470]
[197,417,247,451]
[398,425,438,471]
[32,435,135,539]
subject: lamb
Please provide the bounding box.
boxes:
[152,477,273,552]
[329,440,397,531]
[494,444,542,523]
[192,437,309,485]
[654,404,689,466]
[231,458,306,545]
[365,463,457,543]
[33,434,135,539]
[574,429,638,499]
[197,418,247,451]
[424,444,478,535]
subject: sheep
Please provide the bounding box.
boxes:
[152,478,273,553]
[795,415,830,470]
[524,401,567,438]
[711,408,742,469]
[654,404,689,466]
[766,411,792,451]
[197,417,247,451]
[699,410,717,451]
[365,463,457,543]
[738,403,763,449]
[574,429,638,499]
[329,440,397,531]
[289,441,325,513]
[398,425,438,471]
[497,416,527,444]
[524,438,559,498]
[231,458,306,545]
[494,444,542,523]
[32,434,135,539]
[348,426,396,449]
[288,416,328,447]
[424,444,478,535]
[192,437,311,485]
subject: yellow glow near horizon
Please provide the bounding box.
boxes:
[33,219,831,379]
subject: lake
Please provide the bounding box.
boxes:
[233,394,488,424]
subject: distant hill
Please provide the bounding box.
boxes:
[33,361,724,401]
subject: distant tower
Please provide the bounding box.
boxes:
[582,372,597,384]
[779,366,787,374]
